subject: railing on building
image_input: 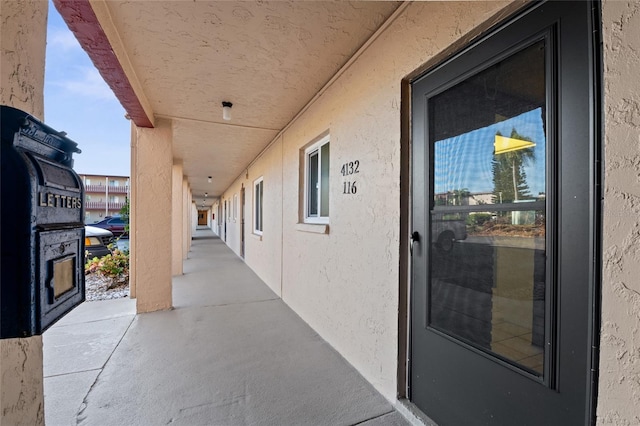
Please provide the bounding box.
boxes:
[85,184,129,194]
[85,201,126,210]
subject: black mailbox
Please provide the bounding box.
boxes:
[1,106,85,338]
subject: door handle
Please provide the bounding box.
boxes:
[410,231,420,255]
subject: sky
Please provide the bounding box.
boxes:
[434,108,546,196]
[44,0,131,177]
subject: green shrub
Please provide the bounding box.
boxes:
[120,198,130,233]
[467,213,493,226]
[85,249,129,279]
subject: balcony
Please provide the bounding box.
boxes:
[85,184,129,194]
[85,201,125,210]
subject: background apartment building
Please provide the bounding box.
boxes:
[80,174,130,224]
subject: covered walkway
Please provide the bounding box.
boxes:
[43,228,411,425]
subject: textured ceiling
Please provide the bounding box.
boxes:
[87,0,402,205]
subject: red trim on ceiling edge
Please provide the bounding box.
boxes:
[53,0,154,128]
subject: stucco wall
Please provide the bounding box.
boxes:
[1,2,48,424]
[216,1,511,401]
[191,202,198,234]
[211,201,219,235]
[133,119,173,312]
[244,136,284,297]
[599,1,640,424]
[220,189,240,255]
[219,135,284,297]
[215,2,640,418]
[0,0,47,120]
[182,178,191,258]
[172,163,184,275]
[0,336,45,425]
[284,1,515,401]
[229,190,241,253]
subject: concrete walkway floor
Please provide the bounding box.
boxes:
[43,228,411,426]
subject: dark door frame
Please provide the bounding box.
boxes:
[397,1,602,423]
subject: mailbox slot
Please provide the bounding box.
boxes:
[38,228,84,331]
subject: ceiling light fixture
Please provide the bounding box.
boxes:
[208,176,212,183]
[222,101,233,121]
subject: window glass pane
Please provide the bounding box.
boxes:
[308,151,319,216]
[255,182,262,232]
[320,142,330,217]
[259,181,263,231]
[429,41,546,375]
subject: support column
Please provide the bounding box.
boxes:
[182,178,190,259]
[132,119,173,313]
[0,339,45,425]
[191,200,197,238]
[1,2,48,425]
[129,120,137,299]
[189,192,193,244]
[0,1,47,121]
[171,163,183,276]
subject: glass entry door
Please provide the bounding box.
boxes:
[410,2,599,424]
[430,39,547,376]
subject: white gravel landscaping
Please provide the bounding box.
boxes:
[85,273,129,301]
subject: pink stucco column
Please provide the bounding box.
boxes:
[132,119,173,313]
[172,163,184,276]
[182,178,191,259]
[0,1,48,424]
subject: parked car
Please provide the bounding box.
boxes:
[85,226,114,259]
[91,216,127,237]
[432,219,467,252]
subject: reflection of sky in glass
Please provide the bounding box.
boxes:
[434,108,545,195]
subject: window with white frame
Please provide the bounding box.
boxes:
[254,177,263,234]
[304,135,330,223]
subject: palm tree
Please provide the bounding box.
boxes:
[451,188,471,206]
[492,128,535,204]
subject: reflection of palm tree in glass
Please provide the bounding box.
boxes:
[451,188,470,206]
[492,128,534,204]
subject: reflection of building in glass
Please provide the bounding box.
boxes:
[470,192,493,205]
[434,191,498,206]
